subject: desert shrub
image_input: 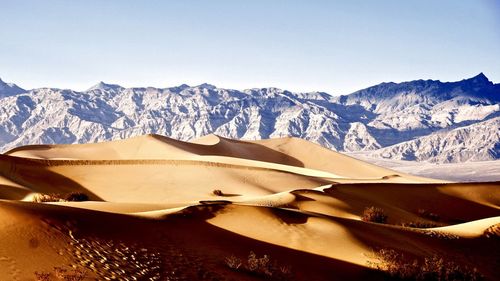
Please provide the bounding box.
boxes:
[225,255,242,269]
[368,248,484,281]
[60,268,86,281]
[362,206,388,223]
[32,193,64,203]
[31,192,89,203]
[417,209,440,221]
[401,221,440,228]
[246,251,272,276]
[65,192,89,202]
[34,271,51,281]
[212,189,223,196]
[54,267,87,281]
[35,266,86,281]
[54,266,67,278]
[225,251,293,280]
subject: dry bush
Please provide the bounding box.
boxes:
[32,193,64,203]
[34,271,51,281]
[246,251,272,276]
[60,268,86,281]
[401,221,440,228]
[225,251,293,280]
[369,248,483,281]
[422,230,460,240]
[225,255,242,269]
[54,266,67,278]
[362,206,388,223]
[35,266,86,281]
[32,192,89,203]
[64,192,89,202]
[212,189,223,196]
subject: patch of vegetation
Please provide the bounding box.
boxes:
[421,230,460,240]
[225,251,293,280]
[225,255,243,270]
[362,206,388,224]
[56,267,86,281]
[32,193,65,203]
[34,271,51,281]
[401,221,441,228]
[212,189,224,196]
[32,192,90,203]
[34,266,86,281]
[368,248,483,281]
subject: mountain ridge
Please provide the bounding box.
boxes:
[0,73,498,163]
[0,77,26,97]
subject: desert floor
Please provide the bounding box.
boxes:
[0,135,498,281]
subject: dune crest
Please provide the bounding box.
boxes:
[0,135,498,280]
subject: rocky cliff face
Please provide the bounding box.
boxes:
[0,74,498,163]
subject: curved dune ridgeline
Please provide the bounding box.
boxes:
[0,135,498,280]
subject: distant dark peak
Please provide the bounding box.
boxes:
[197,83,217,90]
[475,72,487,79]
[465,73,490,84]
[166,83,190,92]
[87,81,123,92]
[176,84,190,91]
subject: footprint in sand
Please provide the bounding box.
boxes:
[0,255,21,281]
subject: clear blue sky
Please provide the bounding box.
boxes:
[1,0,499,95]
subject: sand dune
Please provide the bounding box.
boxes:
[0,135,498,280]
[6,134,437,182]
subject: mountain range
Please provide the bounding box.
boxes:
[0,73,498,163]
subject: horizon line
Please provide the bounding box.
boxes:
[0,72,496,96]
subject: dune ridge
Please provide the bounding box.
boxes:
[0,134,498,280]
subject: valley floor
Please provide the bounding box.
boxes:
[349,152,500,182]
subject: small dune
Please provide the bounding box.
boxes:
[0,135,498,280]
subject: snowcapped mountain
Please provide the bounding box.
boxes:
[359,117,500,163]
[0,73,498,163]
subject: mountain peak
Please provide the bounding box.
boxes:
[197,83,217,90]
[0,77,13,86]
[167,84,190,92]
[0,77,26,97]
[475,72,487,79]
[466,72,490,84]
[87,81,123,92]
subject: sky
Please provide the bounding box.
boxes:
[0,0,499,95]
